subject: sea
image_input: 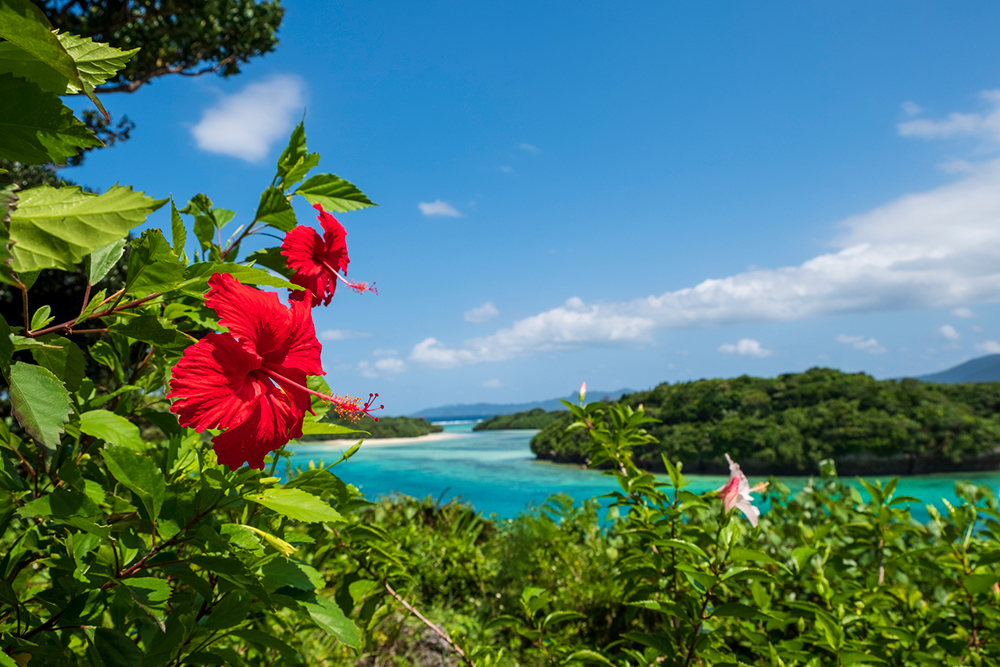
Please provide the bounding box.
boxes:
[287,422,1000,520]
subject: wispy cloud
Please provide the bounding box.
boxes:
[939,324,961,341]
[465,301,499,323]
[836,334,886,354]
[358,357,407,378]
[953,307,976,318]
[408,95,1000,368]
[519,143,540,153]
[898,90,1000,145]
[718,339,772,358]
[499,166,514,174]
[320,329,371,341]
[482,378,502,388]
[976,340,1000,354]
[373,348,398,357]
[418,200,462,217]
[191,75,305,162]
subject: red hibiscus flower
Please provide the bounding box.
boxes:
[167,272,324,469]
[281,203,376,307]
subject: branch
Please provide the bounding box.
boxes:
[94,54,241,94]
[381,579,474,667]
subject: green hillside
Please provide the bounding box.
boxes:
[473,408,568,431]
[531,367,1000,474]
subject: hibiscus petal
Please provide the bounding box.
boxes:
[211,393,301,470]
[278,295,324,377]
[206,272,296,359]
[167,332,264,432]
[281,225,325,276]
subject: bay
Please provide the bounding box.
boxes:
[288,423,1000,519]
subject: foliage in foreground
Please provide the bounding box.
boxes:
[532,368,1000,474]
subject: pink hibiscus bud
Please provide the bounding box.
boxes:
[717,453,768,527]
[579,381,587,403]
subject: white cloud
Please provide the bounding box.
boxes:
[939,324,961,341]
[373,348,398,357]
[320,329,371,341]
[898,90,1000,144]
[465,301,500,323]
[718,339,772,358]
[358,357,407,377]
[408,97,1000,368]
[191,75,305,162]
[901,101,923,117]
[482,378,502,388]
[836,334,886,354]
[953,307,976,318]
[418,200,462,217]
[519,143,540,153]
[976,340,1000,354]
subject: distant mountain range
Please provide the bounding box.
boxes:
[411,356,1000,420]
[410,388,635,420]
[913,354,1000,384]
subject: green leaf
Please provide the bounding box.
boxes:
[261,558,324,590]
[57,32,138,91]
[93,627,144,667]
[29,304,50,331]
[0,314,12,376]
[110,314,187,349]
[8,184,166,272]
[273,121,321,188]
[245,247,293,279]
[302,595,361,647]
[170,199,186,256]
[0,73,100,165]
[0,0,83,91]
[730,547,779,566]
[185,262,299,292]
[203,592,253,631]
[712,602,774,622]
[295,173,376,212]
[246,488,343,523]
[565,650,616,666]
[80,410,142,449]
[103,445,165,520]
[542,610,585,628]
[86,238,127,285]
[125,228,184,295]
[963,573,997,595]
[254,186,296,231]
[0,33,136,101]
[8,361,71,452]
[30,335,85,392]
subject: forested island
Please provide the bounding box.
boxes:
[297,416,442,441]
[530,368,1000,474]
[473,408,567,431]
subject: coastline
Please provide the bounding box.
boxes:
[294,431,466,448]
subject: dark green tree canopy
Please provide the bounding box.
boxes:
[36,0,284,92]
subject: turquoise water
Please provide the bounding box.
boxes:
[288,423,1000,519]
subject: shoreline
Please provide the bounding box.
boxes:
[294,431,466,448]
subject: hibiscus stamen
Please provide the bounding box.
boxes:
[261,368,384,422]
[319,259,377,295]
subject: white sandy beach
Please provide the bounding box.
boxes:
[294,431,467,448]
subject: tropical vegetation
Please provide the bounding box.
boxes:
[473,408,567,431]
[532,368,1000,474]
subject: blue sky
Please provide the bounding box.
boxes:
[69,1,1000,414]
